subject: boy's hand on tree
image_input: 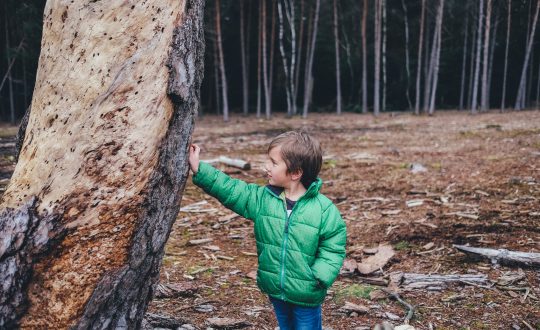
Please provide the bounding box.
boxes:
[189,144,201,174]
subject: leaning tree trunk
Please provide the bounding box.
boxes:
[215,0,229,121]
[471,0,484,114]
[401,0,413,111]
[0,0,205,328]
[459,12,469,110]
[515,0,540,110]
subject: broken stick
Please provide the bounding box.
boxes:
[204,156,251,170]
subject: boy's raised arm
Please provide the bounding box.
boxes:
[189,145,261,220]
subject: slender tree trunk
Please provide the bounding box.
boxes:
[257,0,262,118]
[285,0,297,116]
[213,35,221,115]
[0,0,205,328]
[277,0,291,116]
[333,0,342,115]
[361,0,368,114]
[302,0,320,118]
[515,0,540,110]
[424,3,439,114]
[480,0,492,111]
[486,8,499,108]
[471,0,484,114]
[459,12,469,110]
[468,12,477,110]
[401,0,412,110]
[428,0,445,115]
[414,0,426,115]
[501,0,511,111]
[215,0,229,121]
[262,0,272,118]
[4,7,15,124]
[373,0,382,116]
[527,1,535,107]
[269,0,276,114]
[240,0,249,115]
[382,0,387,112]
[294,0,305,114]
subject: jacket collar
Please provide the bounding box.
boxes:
[265,178,322,200]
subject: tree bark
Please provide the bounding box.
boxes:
[501,0,511,111]
[257,0,262,118]
[333,0,342,115]
[215,0,229,121]
[382,0,387,112]
[263,0,272,118]
[0,0,205,328]
[414,0,426,115]
[515,0,540,110]
[486,7,499,108]
[294,0,305,114]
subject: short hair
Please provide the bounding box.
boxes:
[268,130,323,188]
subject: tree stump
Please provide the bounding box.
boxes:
[0,0,205,328]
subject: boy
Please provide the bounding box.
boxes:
[189,131,346,330]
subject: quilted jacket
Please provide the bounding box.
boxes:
[193,162,347,306]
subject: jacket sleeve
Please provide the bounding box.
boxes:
[192,162,261,221]
[311,204,347,288]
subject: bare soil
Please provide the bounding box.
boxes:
[1,111,539,329]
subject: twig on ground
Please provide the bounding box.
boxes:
[382,288,415,324]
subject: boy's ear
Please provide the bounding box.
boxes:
[290,169,303,181]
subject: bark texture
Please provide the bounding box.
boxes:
[0,0,205,328]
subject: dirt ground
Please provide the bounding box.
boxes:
[1,111,539,329]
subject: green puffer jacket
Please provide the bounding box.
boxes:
[193,162,347,307]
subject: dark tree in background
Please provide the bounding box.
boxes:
[2,0,540,122]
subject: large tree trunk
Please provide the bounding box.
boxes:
[515,0,540,110]
[501,0,511,111]
[0,0,205,328]
[414,0,426,115]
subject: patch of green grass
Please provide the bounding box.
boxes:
[504,128,540,138]
[459,130,483,138]
[394,241,411,251]
[333,284,375,304]
[431,162,442,170]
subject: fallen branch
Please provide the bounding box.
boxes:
[454,245,540,268]
[204,156,251,170]
[382,289,415,324]
[401,273,488,290]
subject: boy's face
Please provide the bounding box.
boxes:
[264,146,299,188]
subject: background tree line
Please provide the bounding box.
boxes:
[1,0,540,123]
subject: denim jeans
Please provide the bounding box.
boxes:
[269,297,322,330]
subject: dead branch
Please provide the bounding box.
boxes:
[382,288,415,324]
[454,245,540,268]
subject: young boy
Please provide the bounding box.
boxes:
[189,131,346,330]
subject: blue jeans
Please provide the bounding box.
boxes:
[269,297,322,330]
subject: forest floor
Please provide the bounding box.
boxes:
[1,111,539,329]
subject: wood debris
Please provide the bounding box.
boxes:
[154,282,199,299]
[357,245,395,275]
[339,301,369,314]
[454,245,540,268]
[206,317,250,329]
[188,238,213,245]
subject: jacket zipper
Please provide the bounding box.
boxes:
[279,195,301,299]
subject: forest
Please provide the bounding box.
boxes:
[0,1,539,329]
[2,0,540,122]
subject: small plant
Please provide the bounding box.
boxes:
[323,159,337,169]
[394,241,411,251]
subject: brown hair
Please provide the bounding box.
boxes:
[268,130,323,188]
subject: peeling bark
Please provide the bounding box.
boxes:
[0,0,205,328]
